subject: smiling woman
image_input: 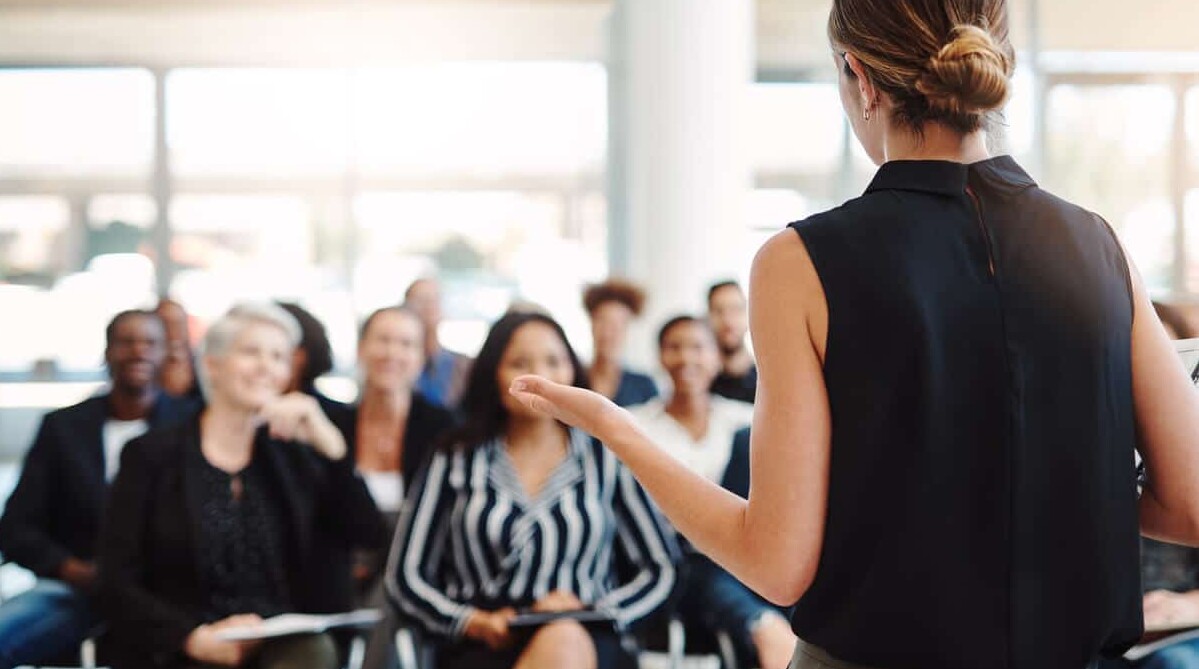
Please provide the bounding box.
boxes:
[386,311,678,669]
[96,303,387,669]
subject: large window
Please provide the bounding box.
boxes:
[0,63,608,379]
[0,69,154,178]
[1044,83,1176,292]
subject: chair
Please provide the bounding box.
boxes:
[637,613,742,669]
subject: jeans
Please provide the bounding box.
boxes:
[680,553,789,666]
[0,579,95,669]
[792,642,1104,669]
[1132,637,1199,669]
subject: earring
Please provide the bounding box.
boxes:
[863,106,871,122]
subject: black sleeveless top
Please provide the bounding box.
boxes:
[788,157,1141,669]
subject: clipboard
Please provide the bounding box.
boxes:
[507,609,614,630]
[1175,338,1199,386]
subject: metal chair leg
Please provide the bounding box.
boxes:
[394,627,419,669]
[80,636,97,669]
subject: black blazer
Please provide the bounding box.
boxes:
[0,393,196,577]
[326,391,457,488]
[96,416,387,668]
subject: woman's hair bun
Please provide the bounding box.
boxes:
[916,24,1012,117]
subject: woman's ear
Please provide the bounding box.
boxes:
[844,52,877,111]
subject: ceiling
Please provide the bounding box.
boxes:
[0,0,1192,71]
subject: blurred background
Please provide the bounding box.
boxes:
[1,0,1198,456]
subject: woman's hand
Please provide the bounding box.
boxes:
[531,590,585,613]
[463,608,516,650]
[57,557,98,593]
[259,393,347,460]
[184,615,263,667]
[1144,590,1199,628]
[508,376,635,446]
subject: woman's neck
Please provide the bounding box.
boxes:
[666,388,711,420]
[883,125,991,164]
[359,385,411,420]
[590,354,620,375]
[505,415,569,452]
[200,400,259,471]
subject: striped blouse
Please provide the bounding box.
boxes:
[386,427,679,638]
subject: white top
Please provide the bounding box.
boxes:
[628,396,754,484]
[103,418,149,481]
[361,470,405,513]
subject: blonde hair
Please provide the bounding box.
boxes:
[196,303,302,399]
[829,0,1015,133]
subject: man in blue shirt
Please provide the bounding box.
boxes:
[404,278,473,410]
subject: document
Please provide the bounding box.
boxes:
[214,609,383,641]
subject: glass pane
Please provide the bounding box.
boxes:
[0,196,70,284]
[0,197,69,373]
[88,194,157,230]
[0,69,154,177]
[168,69,350,176]
[354,190,604,356]
[748,83,844,173]
[1186,190,1199,292]
[1044,85,1175,292]
[1187,87,1199,169]
[168,194,318,322]
[999,67,1035,163]
[1190,89,1199,292]
[85,195,157,265]
[351,64,607,176]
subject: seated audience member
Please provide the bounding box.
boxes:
[387,312,679,669]
[0,310,195,669]
[1104,540,1199,669]
[97,303,386,669]
[707,281,757,403]
[403,278,473,410]
[332,307,457,669]
[332,307,456,526]
[157,298,202,399]
[277,302,347,416]
[1153,301,1197,341]
[629,316,795,669]
[583,279,658,407]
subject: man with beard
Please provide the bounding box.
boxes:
[0,310,196,668]
[707,281,757,403]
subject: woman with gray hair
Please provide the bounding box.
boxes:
[97,303,387,669]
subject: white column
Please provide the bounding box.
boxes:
[608,0,755,363]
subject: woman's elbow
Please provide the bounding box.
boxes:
[757,563,816,607]
[1140,490,1199,546]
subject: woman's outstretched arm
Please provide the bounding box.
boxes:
[511,229,831,605]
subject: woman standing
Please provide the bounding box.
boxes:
[583,279,658,407]
[387,312,678,669]
[98,304,386,669]
[509,1,1199,668]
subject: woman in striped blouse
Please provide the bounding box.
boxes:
[387,311,678,669]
